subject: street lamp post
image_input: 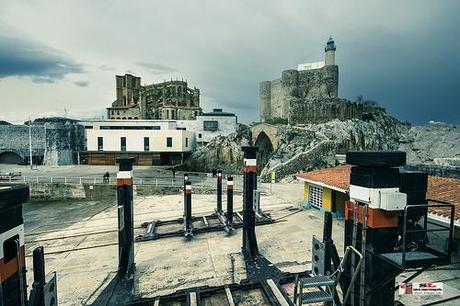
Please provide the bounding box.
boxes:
[28,119,33,169]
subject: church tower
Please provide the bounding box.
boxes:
[324,36,336,66]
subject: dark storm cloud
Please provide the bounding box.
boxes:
[0,34,83,83]
[74,80,90,87]
[137,62,176,75]
[338,23,460,125]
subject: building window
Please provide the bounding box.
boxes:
[166,137,173,147]
[121,137,126,151]
[203,120,218,131]
[144,137,150,151]
[198,133,202,138]
[97,137,103,151]
[186,137,188,147]
[309,185,323,209]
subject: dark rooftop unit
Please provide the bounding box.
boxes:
[202,108,235,117]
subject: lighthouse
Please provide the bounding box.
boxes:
[324,36,336,66]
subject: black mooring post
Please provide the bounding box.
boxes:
[216,169,223,213]
[183,173,189,218]
[29,246,46,305]
[226,176,234,229]
[323,211,333,275]
[184,180,193,237]
[116,157,135,278]
[242,146,259,258]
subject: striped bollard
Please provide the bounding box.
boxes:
[184,180,193,238]
[216,169,223,213]
[116,157,135,277]
[242,146,259,258]
[183,173,189,218]
[226,176,234,231]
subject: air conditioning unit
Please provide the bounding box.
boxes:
[350,185,406,211]
[380,191,407,211]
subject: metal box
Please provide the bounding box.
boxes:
[380,191,407,211]
[350,185,406,211]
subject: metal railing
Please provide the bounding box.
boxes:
[401,203,455,268]
[334,245,364,305]
[0,175,267,192]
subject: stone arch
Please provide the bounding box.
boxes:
[0,151,24,164]
[251,123,280,150]
[254,132,274,171]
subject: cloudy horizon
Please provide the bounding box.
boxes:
[0,0,459,125]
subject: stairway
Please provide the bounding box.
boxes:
[294,275,335,305]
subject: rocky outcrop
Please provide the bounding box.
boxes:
[260,111,408,181]
[186,112,459,181]
[185,124,251,173]
[398,122,460,164]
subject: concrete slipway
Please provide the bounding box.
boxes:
[22,183,460,305]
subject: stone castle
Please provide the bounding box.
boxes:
[107,74,202,120]
[259,37,381,124]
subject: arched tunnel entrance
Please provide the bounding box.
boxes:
[254,132,274,172]
[0,152,24,164]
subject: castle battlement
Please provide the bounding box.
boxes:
[259,37,383,125]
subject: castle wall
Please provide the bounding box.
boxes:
[297,65,338,99]
[259,65,339,122]
[269,79,284,119]
[259,81,271,121]
[288,98,382,125]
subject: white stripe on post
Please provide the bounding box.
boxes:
[117,171,133,179]
[244,158,257,166]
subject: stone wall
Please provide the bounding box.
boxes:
[288,98,384,125]
[259,65,339,121]
[0,125,47,164]
[0,122,85,165]
[403,164,460,180]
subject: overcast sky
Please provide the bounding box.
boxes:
[0,0,459,125]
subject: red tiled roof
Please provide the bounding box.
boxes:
[296,165,460,221]
[427,176,460,221]
[296,165,351,192]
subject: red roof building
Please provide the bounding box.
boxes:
[296,165,460,223]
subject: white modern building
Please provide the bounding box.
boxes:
[177,108,238,147]
[80,108,238,165]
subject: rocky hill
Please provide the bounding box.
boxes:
[399,121,460,164]
[186,112,459,181]
[185,124,251,173]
